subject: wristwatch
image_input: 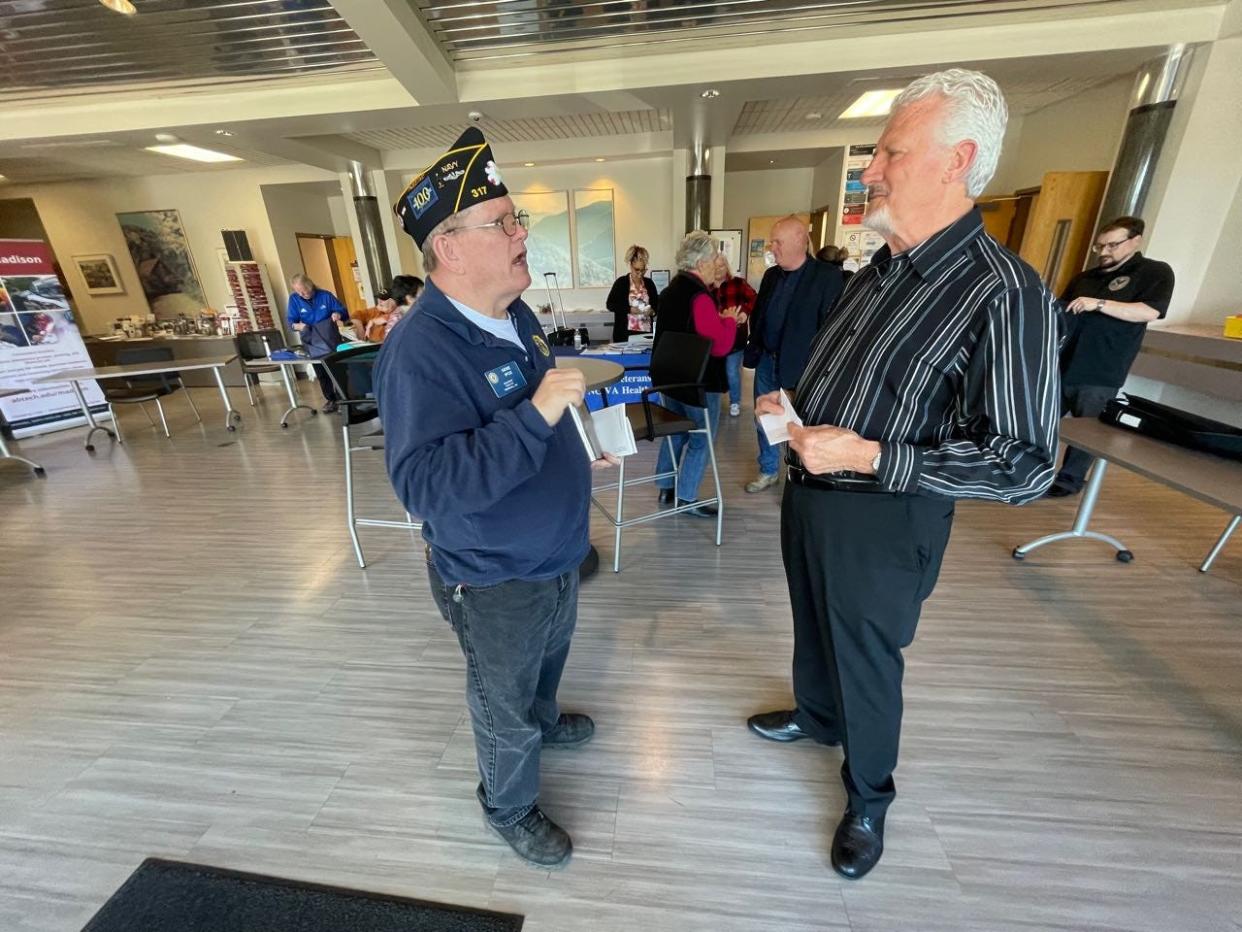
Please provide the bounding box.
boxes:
[871,449,882,474]
[1095,299,1105,312]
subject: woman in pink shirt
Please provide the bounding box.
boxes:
[652,231,742,517]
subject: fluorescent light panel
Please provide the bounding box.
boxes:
[145,143,242,163]
[840,89,902,120]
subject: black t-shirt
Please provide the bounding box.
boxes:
[1059,252,1175,388]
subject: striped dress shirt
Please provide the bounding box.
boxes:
[792,209,1060,504]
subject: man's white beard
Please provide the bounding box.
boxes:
[864,202,895,239]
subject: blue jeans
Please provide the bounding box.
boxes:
[754,353,781,476]
[427,561,579,826]
[724,351,744,406]
[654,392,721,503]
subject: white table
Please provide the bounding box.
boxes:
[1014,417,1241,573]
[0,387,46,476]
[244,355,324,428]
[37,354,242,451]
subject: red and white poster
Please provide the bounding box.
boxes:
[0,238,107,437]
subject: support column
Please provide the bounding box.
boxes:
[347,160,393,301]
[685,141,711,234]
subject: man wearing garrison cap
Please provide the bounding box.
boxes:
[376,127,609,869]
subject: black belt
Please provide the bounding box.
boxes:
[787,465,888,494]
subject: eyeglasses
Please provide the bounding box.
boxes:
[443,210,530,238]
[1091,232,1137,254]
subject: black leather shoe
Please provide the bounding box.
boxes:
[678,499,718,518]
[543,712,595,749]
[486,806,573,869]
[749,709,804,742]
[831,810,885,880]
[1044,483,1079,498]
[657,488,675,505]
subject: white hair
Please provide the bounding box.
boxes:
[891,68,1008,198]
[675,230,719,271]
[290,273,315,290]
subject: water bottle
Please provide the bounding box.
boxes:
[572,328,582,350]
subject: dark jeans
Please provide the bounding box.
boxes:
[1054,384,1117,491]
[428,563,579,826]
[782,482,953,819]
[312,363,338,403]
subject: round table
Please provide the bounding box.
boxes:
[559,356,624,392]
[557,355,625,581]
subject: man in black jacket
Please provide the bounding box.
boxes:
[743,217,845,492]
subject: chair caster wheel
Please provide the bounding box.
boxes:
[1116,550,1134,563]
[34,467,46,477]
[1011,547,1025,561]
[311,410,319,417]
[281,423,289,429]
[85,444,95,453]
[227,425,236,432]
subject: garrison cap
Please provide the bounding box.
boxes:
[394,126,509,248]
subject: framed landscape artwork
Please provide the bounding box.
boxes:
[573,189,616,287]
[510,191,572,287]
[115,208,206,318]
[72,254,125,295]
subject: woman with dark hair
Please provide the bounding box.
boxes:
[390,274,423,310]
[606,244,659,343]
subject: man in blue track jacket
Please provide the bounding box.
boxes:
[376,127,606,870]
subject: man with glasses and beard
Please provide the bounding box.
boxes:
[377,127,613,870]
[1046,216,1175,497]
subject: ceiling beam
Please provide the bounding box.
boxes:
[330,0,458,105]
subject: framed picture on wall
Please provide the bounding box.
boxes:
[71,254,125,295]
[115,208,207,318]
[511,191,572,286]
[572,189,616,287]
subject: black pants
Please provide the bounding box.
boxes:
[1053,384,1117,491]
[312,364,338,403]
[782,482,953,818]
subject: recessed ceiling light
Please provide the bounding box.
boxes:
[214,129,234,137]
[524,162,535,167]
[594,158,606,162]
[0,174,7,182]
[700,88,720,99]
[769,160,776,165]
[145,144,243,163]
[99,0,137,14]
[805,111,823,120]
[840,89,902,120]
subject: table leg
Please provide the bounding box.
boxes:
[1013,459,1133,562]
[70,379,117,452]
[278,364,317,428]
[211,367,242,432]
[1199,514,1239,573]
[0,432,45,476]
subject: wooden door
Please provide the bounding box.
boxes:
[295,234,336,296]
[330,236,366,314]
[977,196,1018,246]
[1018,171,1109,297]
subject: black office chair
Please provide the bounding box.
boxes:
[589,331,723,572]
[102,346,201,439]
[234,328,286,407]
[319,345,421,569]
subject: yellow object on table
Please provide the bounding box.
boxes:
[1224,315,1242,339]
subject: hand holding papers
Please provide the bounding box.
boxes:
[758,389,802,444]
[569,402,637,462]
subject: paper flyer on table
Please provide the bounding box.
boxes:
[568,402,637,461]
[758,389,802,444]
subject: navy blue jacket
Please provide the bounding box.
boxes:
[375,279,590,586]
[744,257,844,389]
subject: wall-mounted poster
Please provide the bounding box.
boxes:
[511,191,572,286]
[573,189,616,287]
[72,253,125,295]
[0,238,108,437]
[115,208,206,319]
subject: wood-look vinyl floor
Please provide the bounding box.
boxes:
[1,378,1239,932]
